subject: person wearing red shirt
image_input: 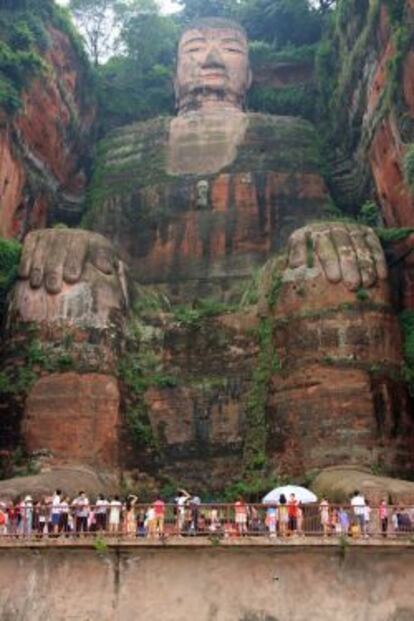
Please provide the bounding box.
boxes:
[153,496,165,537]
[287,493,298,534]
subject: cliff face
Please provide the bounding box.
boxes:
[325,1,414,229]
[0,24,95,239]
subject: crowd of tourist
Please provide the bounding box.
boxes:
[0,488,413,539]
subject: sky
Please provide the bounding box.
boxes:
[56,0,181,13]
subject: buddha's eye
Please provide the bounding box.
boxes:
[224,47,243,54]
[187,47,204,53]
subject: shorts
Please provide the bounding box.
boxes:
[51,513,60,526]
[235,514,247,524]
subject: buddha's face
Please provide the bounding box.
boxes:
[175,24,252,113]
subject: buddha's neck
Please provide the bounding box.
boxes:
[177,93,244,116]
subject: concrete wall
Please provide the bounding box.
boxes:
[0,546,414,621]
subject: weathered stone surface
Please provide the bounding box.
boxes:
[1,548,414,621]
[9,229,127,329]
[260,225,414,479]
[86,113,326,297]
[23,373,120,468]
[121,310,258,492]
[313,466,414,504]
[0,26,95,239]
[0,465,118,501]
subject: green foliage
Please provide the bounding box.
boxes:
[267,271,283,309]
[125,404,158,450]
[118,345,177,395]
[358,201,380,227]
[355,287,369,303]
[175,0,238,21]
[383,0,405,24]
[248,82,317,120]
[375,227,414,243]
[400,310,414,367]
[243,317,280,475]
[400,310,414,396]
[93,535,108,552]
[0,1,89,115]
[404,145,414,194]
[173,299,237,327]
[93,2,178,130]
[223,474,281,502]
[240,0,326,49]
[0,238,21,320]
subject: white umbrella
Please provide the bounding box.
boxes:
[262,485,317,505]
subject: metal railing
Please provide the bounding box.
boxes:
[0,503,413,540]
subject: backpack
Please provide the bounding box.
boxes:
[0,511,6,525]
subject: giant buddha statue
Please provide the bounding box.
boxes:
[3,18,414,496]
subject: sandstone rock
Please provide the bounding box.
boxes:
[312,466,414,504]
[23,373,120,468]
[86,114,327,298]
[0,465,118,501]
[0,26,95,239]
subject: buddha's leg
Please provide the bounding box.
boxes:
[262,222,414,479]
[2,229,127,471]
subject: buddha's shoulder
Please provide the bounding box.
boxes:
[99,116,173,153]
[244,112,318,141]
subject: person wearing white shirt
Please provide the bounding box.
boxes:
[51,489,62,534]
[109,496,122,534]
[351,490,366,535]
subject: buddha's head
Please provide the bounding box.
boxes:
[175,18,252,115]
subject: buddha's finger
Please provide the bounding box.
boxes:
[18,231,38,279]
[288,228,307,269]
[331,225,361,290]
[89,234,116,275]
[314,229,341,283]
[29,233,49,289]
[349,226,376,288]
[364,228,388,280]
[63,231,89,284]
[44,231,68,294]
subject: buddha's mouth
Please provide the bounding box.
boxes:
[201,70,227,80]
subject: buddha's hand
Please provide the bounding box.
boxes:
[13,229,127,326]
[287,222,388,290]
[19,229,120,293]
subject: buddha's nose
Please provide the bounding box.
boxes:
[202,47,225,69]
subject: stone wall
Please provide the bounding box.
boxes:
[0,546,413,620]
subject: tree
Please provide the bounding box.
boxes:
[69,0,116,66]
[175,0,243,22]
[96,0,178,130]
[240,0,323,48]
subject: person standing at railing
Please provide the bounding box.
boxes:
[0,504,7,535]
[124,495,138,537]
[95,494,109,532]
[59,496,70,533]
[22,495,33,537]
[51,489,62,535]
[189,495,200,535]
[153,496,166,537]
[379,499,388,537]
[338,507,350,536]
[72,491,89,534]
[175,489,190,535]
[351,490,366,536]
[234,497,248,536]
[265,505,277,537]
[278,494,288,537]
[319,497,330,537]
[287,493,298,535]
[109,495,122,534]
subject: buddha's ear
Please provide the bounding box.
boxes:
[173,77,179,109]
[247,68,253,90]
